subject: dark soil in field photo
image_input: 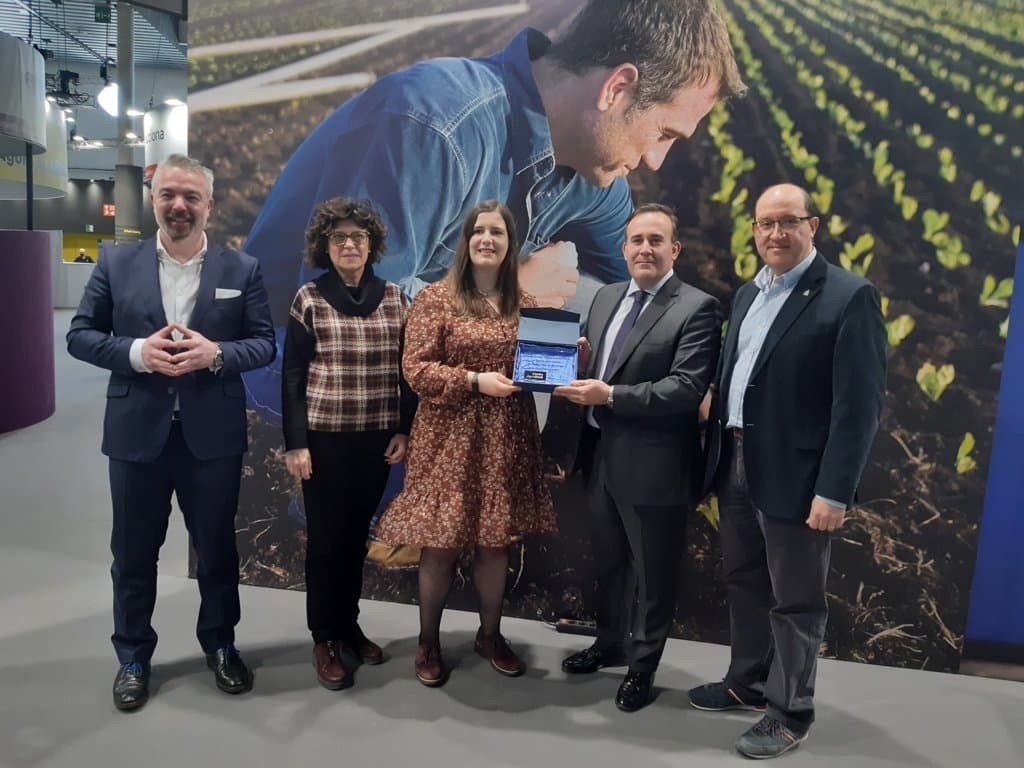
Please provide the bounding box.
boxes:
[188,0,1024,674]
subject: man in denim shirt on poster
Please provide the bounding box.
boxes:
[243,0,744,415]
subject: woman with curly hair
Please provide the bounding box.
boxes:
[374,200,555,687]
[282,197,416,690]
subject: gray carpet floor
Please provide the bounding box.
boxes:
[0,311,1021,768]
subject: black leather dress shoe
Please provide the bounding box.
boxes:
[113,662,150,711]
[205,645,253,694]
[561,644,627,674]
[615,670,655,712]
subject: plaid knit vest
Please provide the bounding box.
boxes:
[291,282,408,432]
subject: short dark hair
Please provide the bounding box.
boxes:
[305,197,388,269]
[627,203,681,241]
[800,189,820,219]
[447,200,522,318]
[546,0,746,111]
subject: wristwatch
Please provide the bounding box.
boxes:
[605,385,614,409]
[210,345,224,374]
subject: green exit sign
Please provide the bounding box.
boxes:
[95,3,111,23]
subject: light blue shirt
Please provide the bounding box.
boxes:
[726,249,817,428]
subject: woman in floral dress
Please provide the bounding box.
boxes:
[375,200,555,687]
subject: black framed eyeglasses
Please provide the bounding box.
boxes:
[328,230,370,246]
[752,216,814,234]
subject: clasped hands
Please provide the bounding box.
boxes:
[141,323,219,376]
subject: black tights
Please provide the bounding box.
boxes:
[417,545,509,645]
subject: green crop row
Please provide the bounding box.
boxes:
[706,105,759,280]
[737,0,978,272]
[722,4,877,279]
[841,0,1024,73]
[881,0,1024,50]
[780,0,1019,244]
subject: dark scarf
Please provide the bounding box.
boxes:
[314,263,387,316]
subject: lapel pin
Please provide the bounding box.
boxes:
[803,289,811,296]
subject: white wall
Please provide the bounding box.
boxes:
[55,65,187,180]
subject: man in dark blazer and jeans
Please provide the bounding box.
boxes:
[689,183,886,759]
[554,204,722,712]
[68,154,275,711]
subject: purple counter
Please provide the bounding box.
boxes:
[0,230,55,432]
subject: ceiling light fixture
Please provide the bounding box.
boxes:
[97,61,118,116]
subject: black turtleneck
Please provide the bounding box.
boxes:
[313,263,387,317]
[281,263,416,450]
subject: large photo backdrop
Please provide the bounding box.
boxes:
[188,0,1023,673]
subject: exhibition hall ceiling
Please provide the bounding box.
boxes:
[0,0,186,70]
[0,2,189,179]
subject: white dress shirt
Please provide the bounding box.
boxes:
[587,270,674,429]
[129,232,208,374]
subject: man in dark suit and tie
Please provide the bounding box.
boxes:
[688,183,886,759]
[553,204,722,712]
[68,154,276,711]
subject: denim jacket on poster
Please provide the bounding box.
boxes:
[242,28,633,417]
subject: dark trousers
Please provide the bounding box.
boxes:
[302,430,391,644]
[109,422,243,664]
[718,433,831,732]
[585,430,688,673]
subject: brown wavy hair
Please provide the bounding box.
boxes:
[446,201,521,318]
[305,197,388,269]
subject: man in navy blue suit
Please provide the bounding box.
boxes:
[68,154,275,711]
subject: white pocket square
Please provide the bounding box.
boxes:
[215,288,241,299]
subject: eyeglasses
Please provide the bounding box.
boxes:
[752,216,814,234]
[328,231,369,246]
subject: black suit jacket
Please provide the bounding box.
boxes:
[584,274,722,507]
[703,253,887,519]
[67,237,276,462]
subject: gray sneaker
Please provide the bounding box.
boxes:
[688,681,767,712]
[735,716,808,759]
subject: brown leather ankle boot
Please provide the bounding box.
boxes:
[474,628,526,677]
[347,625,384,665]
[313,640,350,690]
[414,640,447,687]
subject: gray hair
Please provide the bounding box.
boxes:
[153,154,215,197]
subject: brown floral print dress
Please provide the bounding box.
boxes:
[374,281,556,548]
